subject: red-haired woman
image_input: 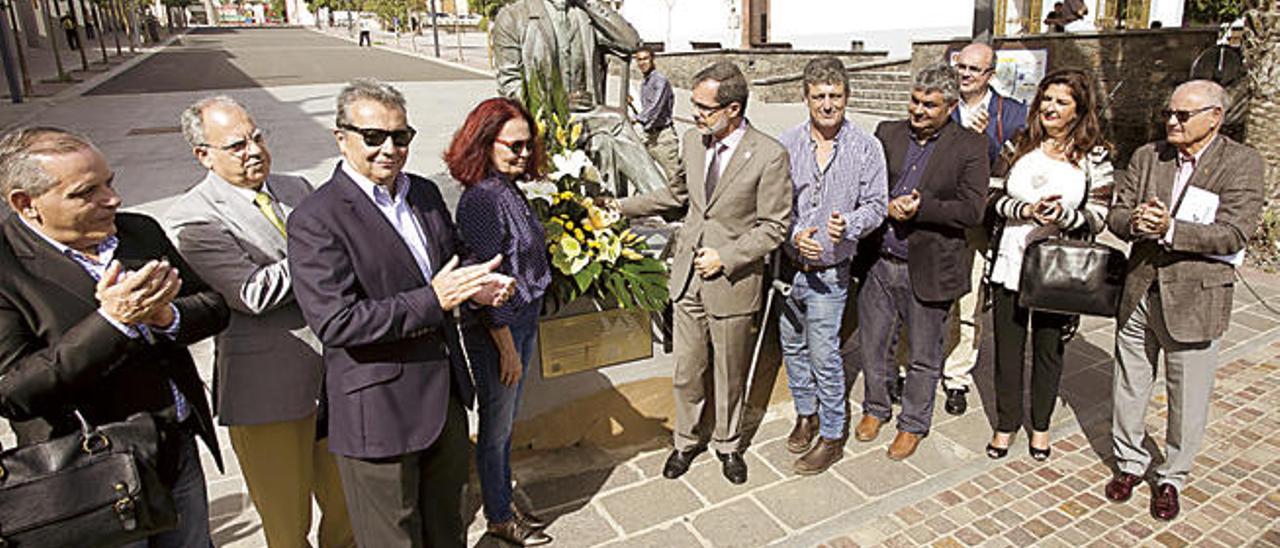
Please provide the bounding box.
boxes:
[444,97,552,547]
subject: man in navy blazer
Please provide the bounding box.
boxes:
[938,42,1030,416]
[288,79,512,548]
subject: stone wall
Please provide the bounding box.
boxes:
[911,28,1219,165]
[751,58,913,105]
[636,49,890,92]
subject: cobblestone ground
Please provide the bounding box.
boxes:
[456,269,1280,548]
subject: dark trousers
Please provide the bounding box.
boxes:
[335,393,468,548]
[857,257,952,435]
[358,30,371,46]
[991,286,1072,432]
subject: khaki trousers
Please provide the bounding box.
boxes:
[942,250,985,390]
[643,125,682,180]
[228,414,354,548]
[672,277,757,453]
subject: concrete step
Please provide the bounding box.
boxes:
[847,98,907,117]
[847,70,912,83]
[845,79,911,92]
[849,89,911,101]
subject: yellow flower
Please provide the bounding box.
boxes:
[565,220,574,230]
[570,122,582,145]
[574,229,586,241]
[621,248,643,261]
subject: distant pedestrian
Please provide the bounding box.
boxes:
[358,18,371,47]
[61,15,80,50]
[632,46,681,178]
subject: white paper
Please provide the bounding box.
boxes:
[1174,186,1245,266]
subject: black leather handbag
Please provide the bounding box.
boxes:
[0,412,178,547]
[1018,236,1126,317]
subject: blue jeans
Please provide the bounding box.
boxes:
[779,265,850,440]
[464,299,541,523]
[123,431,213,548]
[857,258,952,435]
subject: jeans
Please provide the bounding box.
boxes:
[779,264,850,440]
[857,258,952,435]
[464,298,542,524]
[122,431,213,548]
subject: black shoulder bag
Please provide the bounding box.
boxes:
[0,412,178,547]
[1017,158,1126,317]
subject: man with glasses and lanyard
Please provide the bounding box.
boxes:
[939,42,1029,416]
[615,62,792,485]
[1105,80,1264,521]
[287,79,514,547]
[165,96,355,548]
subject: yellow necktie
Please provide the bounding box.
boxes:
[254,191,287,237]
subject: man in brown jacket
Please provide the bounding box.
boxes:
[617,62,792,485]
[1104,80,1265,521]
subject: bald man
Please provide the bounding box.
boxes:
[1104,80,1265,521]
[940,42,1028,416]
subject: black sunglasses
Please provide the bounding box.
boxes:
[1160,106,1217,124]
[339,124,417,147]
[495,137,532,155]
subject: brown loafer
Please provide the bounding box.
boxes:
[794,437,844,475]
[886,431,922,461]
[1105,472,1143,502]
[487,518,553,547]
[1151,483,1181,521]
[786,414,820,453]
[511,502,548,530]
[854,414,883,442]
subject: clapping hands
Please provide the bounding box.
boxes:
[96,259,182,329]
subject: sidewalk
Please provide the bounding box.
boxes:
[0,26,179,129]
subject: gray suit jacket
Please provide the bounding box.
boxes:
[620,124,793,317]
[1107,136,1265,343]
[165,172,323,426]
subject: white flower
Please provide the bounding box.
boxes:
[518,180,558,204]
[549,149,592,181]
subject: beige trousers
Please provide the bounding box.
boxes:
[229,413,355,548]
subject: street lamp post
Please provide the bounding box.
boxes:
[0,0,23,102]
[428,0,439,57]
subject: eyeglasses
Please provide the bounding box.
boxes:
[495,137,532,155]
[338,124,417,147]
[1160,106,1218,124]
[954,62,993,75]
[691,100,727,117]
[201,129,267,156]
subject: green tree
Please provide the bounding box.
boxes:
[1185,0,1244,24]
[1242,0,1280,264]
[469,0,511,19]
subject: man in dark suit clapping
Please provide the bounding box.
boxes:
[288,79,513,548]
[0,127,230,547]
[853,63,988,461]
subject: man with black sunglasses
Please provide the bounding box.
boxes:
[288,79,514,547]
[1105,79,1265,521]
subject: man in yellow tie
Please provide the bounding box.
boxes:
[164,96,356,547]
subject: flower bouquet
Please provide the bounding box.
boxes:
[518,69,669,313]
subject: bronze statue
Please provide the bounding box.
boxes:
[492,0,669,194]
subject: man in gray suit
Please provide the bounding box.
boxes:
[1105,80,1265,521]
[166,96,354,547]
[616,62,792,485]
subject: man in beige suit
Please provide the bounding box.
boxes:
[166,96,354,547]
[1104,80,1265,521]
[617,62,792,484]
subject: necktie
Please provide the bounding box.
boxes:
[254,191,287,237]
[705,143,723,200]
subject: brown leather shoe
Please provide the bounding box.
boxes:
[511,502,548,529]
[1151,483,1181,521]
[854,414,883,442]
[1105,472,1143,502]
[794,437,844,475]
[787,414,820,453]
[487,519,553,546]
[886,431,922,461]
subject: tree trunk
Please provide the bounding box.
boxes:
[1243,0,1280,258]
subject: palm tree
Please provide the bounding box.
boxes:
[1243,0,1279,260]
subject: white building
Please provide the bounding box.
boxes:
[618,0,1186,57]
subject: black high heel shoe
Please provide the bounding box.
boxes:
[1029,432,1051,461]
[986,432,1014,460]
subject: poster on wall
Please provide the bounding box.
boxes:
[951,48,1048,104]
